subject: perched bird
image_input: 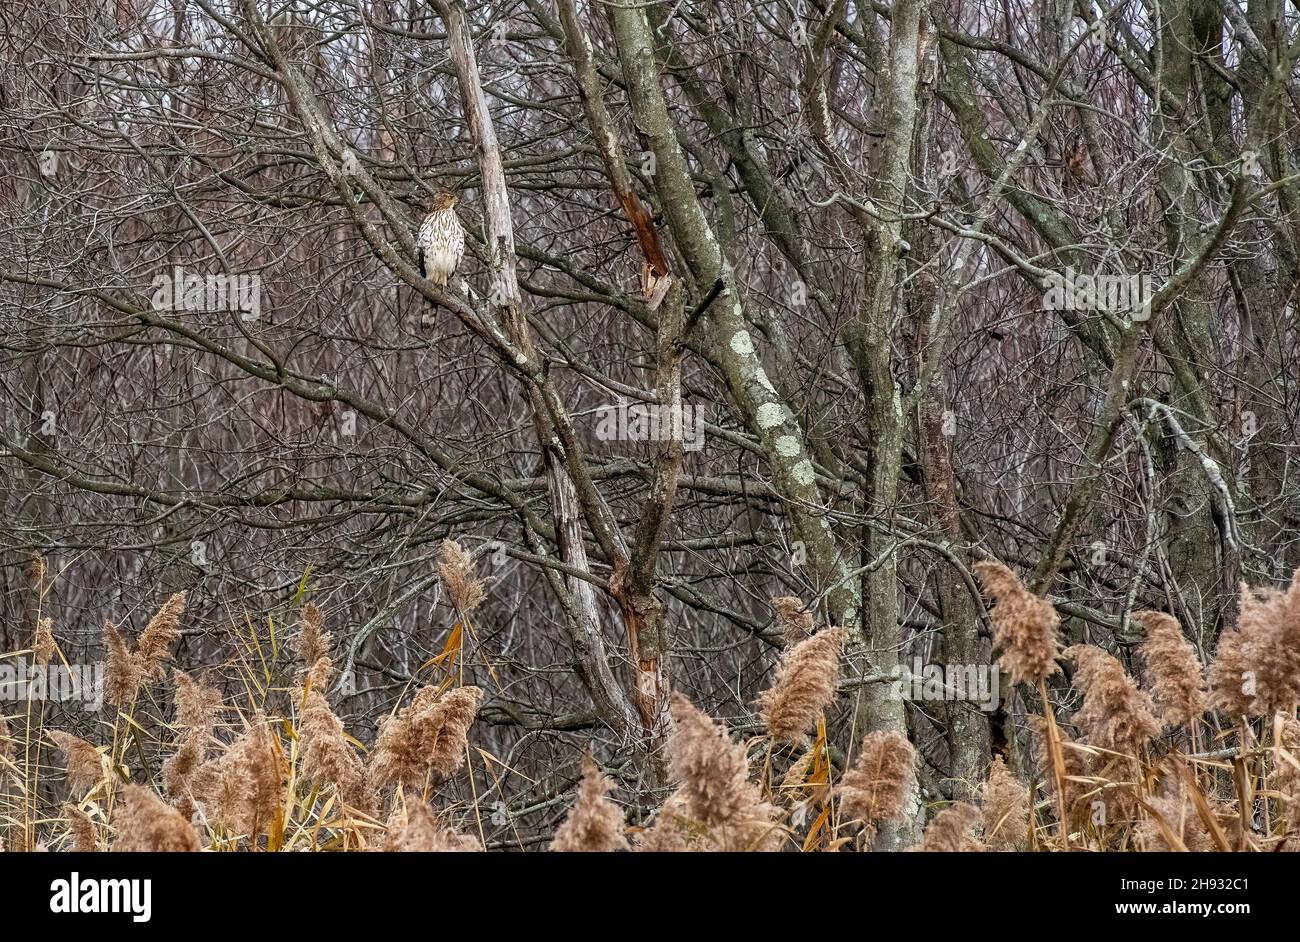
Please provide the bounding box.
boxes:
[1064,128,1089,182]
[417,190,465,287]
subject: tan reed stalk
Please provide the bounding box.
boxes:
[1039,677,1070,848]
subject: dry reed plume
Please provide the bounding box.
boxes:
[913,802,985,851]
[384,801,481,852]
[637,694,780,851]
[1065,645,1161,756]
[8,598,499,852]
[294,602,332,672]
[102,592,187,708]
[192,715,284,837]
[102,622,141,709]
[299,684,370,809]
[112,784,202,852]
[136,592,186,681]
[368,684,485,792]
[172,669,221,736]
[551,754,629,852]
[49,731,103,795]
[757,626,844,743]
[162,669,222,817]
[972,561,1061,685]
[837,730,916,840]
[1208,572,1300,717]
[439,540,485,614]
[1273,714,1300,841]
[1133,611,1208,727]
[979,757,1029,851]
[64,805,101,852]
[32,617,55,665]
[666,693,758,825]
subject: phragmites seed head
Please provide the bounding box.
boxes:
[635,792,693,852]
[837,730,916,838]
[384,801,482,851]
[1237,582,1290,713]
[32,617,55,665]
[973,560,1062,685]
[667,693,755,826]
[64,805,101,852]
[112,784,201,852]
[136,591,186,681]
[1207,622,1253,717]
[438,539,485,614]
[1133,611,1207,727]
[757,626,844,743]
[300,687,370,809]
[771,596,815,645]
[368,685,484,792]
[912,802,985,851]
[980,756,1029,851]
[49,730,104,795]
[103,596,186,710]
[193,714,284,838]
[368,697,425,792]
[163,735,205,815]
[646,792,783,851]
[1065,644,1161,755]
[1214,572,1300,716]
[28,552,46,588]
[423,686,483,780]
[102,621,141,709]
[165,669,221,819]
[172,669,221,737]
[551,754,628,852]
[294,602,332,671]
[306,654,334,691]
[714,804,784,851]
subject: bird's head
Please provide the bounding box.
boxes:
[430,190,458,211]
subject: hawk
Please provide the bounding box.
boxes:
[417,190,464,287]
[1064,128,1090,182]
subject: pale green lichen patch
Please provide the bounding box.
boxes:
[729,330,755,356]
[776,435,801,457]
[756,402,785,429]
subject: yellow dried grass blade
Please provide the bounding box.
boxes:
[1179,763,1232,852]
[801,804,831,851]
[419,622,463,672]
